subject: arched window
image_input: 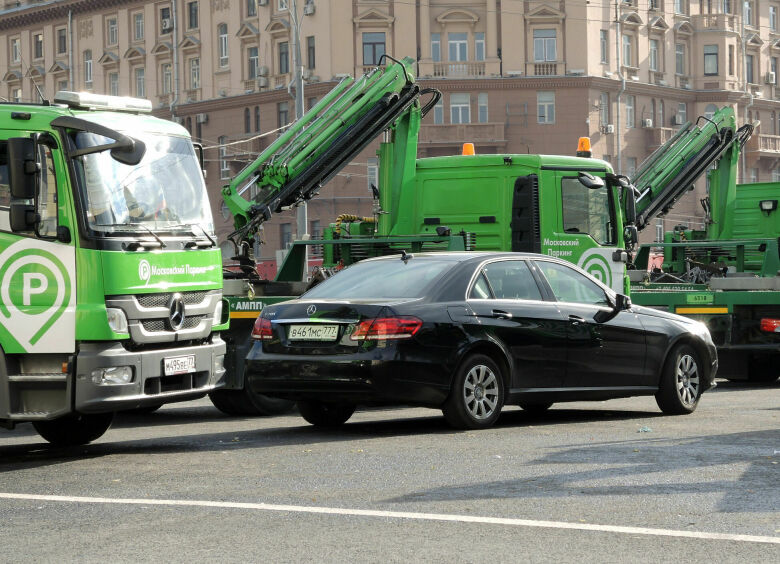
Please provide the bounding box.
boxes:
[244,108,251,133]
[255,106,260,131]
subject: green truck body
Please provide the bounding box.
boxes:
[1,92,228,444]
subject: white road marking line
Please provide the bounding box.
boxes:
[1,492,778,545]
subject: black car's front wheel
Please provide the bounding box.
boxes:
[297,401,355,428]
[443,354,505,429]
[656,344,702,415]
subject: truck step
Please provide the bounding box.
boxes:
[7,373,68,383]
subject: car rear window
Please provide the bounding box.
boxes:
[303,259,453,299]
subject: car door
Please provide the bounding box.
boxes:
[533,259,650,389]
[464,259,568,389]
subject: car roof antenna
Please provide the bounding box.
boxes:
[400,250,413,263]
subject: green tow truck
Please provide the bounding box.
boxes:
[1,91,229,445]
[215,57,760,403]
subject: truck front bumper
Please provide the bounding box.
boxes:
[74,336,227,413]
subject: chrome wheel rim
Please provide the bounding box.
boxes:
[463,364,499,420]
[675,353,700,407]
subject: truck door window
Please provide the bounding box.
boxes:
[0,141,9,210]
[561,176,614,245]
[37,144,58,238]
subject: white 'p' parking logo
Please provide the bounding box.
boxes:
[139,259,151,285]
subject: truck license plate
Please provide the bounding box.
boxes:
[163,355,196,376]
[288,325,339,341]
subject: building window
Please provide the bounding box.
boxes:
[247,0,256,17]
[704,45,718,75]
[33,33,43,59]
[307,36,315,69]
[218,24,229,67]
[622,34,632,66]
[56,28,67,55]
[675,43,685,74]
[655,218,664,243]
[537,91,555,124]
[363,33,386,65]
[448,32,468,62]
[366,157,378,192]
[433,98,444,124]
[704,104,718,120]
[749,168,758,183]
[160,7,172,34]
[107,17,118,45]
[626,157,637,178]
[280,223,292,248]
[600,30,608,64]
[134,13,144,41]
[450,93,471,124]
[278,101,289,127]
[244,108,251,133]
[10,87,21,102]
[658,100,665,128]
[57,79,68,92]
[254,106,260,131]
[135,67,145,97]
[11,38,20,64]
[771,6,778,32]
[533,29,556,62]
[431,33,441,62]
[248,46,259,79]
[728,45,734,75]
[307,97,317,110]
[188,2,199,29]
[109,72,119,96]
[649,0,660,9]
[190,58,200,89]
[278,0,289,10]
[649,39,659,71]
[475,33,485,62]
[84,50,93,88]
[219,136,230,179]
[626,95,635,128]
[744,1,754,26]
[162,63,172,93]
[722,0,732,13]
[746,54,754,84]
[772,58,778,85]
[674,0,685,14]
[677,102,687,125]
[478,93,488,123]
[279,41,289,74]
[599,92,609,126]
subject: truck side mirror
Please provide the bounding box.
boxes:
[7,137,38,199]
[9,202,37,231]
[624,186,637,224]
[578,171,605,189]
[624,225,638,248]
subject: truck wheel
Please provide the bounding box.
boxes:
[442,354,505,429]
[297,401,355,427]
[32,412,114,446]
[655,344,702,415]
[209,388,295,416]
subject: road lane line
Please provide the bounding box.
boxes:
[1,492,778,545]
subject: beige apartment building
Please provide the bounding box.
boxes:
[2,0,779,271]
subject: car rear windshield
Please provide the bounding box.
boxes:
[303,259,453,300]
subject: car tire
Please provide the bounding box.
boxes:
[747,357,779,383]
[297,401,355,428]
[518,402,553,414]
[32,412,114,446]
[209,388,296,416]
[655,344,702,415]
[442,354,505,430]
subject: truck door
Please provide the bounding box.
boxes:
[534,259,649,388]
[464,259,568,389]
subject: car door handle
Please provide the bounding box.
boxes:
[492,309,513,320]
[569,315,586,325]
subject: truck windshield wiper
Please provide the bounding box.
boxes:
[125,225,167,250]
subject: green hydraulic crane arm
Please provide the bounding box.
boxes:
[222,56,428,246]
[630,106,754,231]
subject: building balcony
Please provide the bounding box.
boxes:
[692,13,738,32]
[274,73,289,88]
[650,71,667,85]
[526,62,562,76]
[676,75,691,89]
[418,123,506,150]
[433,62,486,78]
[745,133,780,159]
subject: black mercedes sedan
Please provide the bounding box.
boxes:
[245,252,717,430]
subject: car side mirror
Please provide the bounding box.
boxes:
[594,293,631,324]
[615,293,632,311]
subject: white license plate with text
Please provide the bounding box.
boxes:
[164,355,196,376]
[288,325,339,341]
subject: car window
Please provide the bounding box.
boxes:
[535,260,609,306]
[303,258,452,299]
[481,260,542,301]
[469,273,492,299]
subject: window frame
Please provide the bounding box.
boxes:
[537,91,555,124]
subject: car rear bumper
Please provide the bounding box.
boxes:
[245,342,451,407]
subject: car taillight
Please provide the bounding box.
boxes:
[759,318,780,333]
[252,317,274,340]
[350,316,422,341]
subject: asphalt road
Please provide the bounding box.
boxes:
[0,380,778,563]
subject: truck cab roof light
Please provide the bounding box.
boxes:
[53,91,153,113]
[462,142,475,156]
[577,137,592,158]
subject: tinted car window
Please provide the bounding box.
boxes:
[469,273,492,299]
[303,258,452,299]
[536,260,609,306]
[482,260,542,301]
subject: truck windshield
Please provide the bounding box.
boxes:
[70,130,214,234]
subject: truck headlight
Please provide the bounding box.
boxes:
[212,300,223,327]
[106,308,129,333]
[91,366,133,385]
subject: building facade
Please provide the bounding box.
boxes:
[2,0,779,270]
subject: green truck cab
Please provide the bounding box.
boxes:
[0,91,228,444]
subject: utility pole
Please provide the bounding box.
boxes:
[290,0,307,279]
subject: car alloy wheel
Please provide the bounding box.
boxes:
[675,352,700,407]
[463,363,500,420]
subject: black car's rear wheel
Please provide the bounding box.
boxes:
[656,344,702,415]
[297,401,355,427]
[443,354,505,430]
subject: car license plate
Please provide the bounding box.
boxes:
[163,355,196,376]
[288,324,339,341]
